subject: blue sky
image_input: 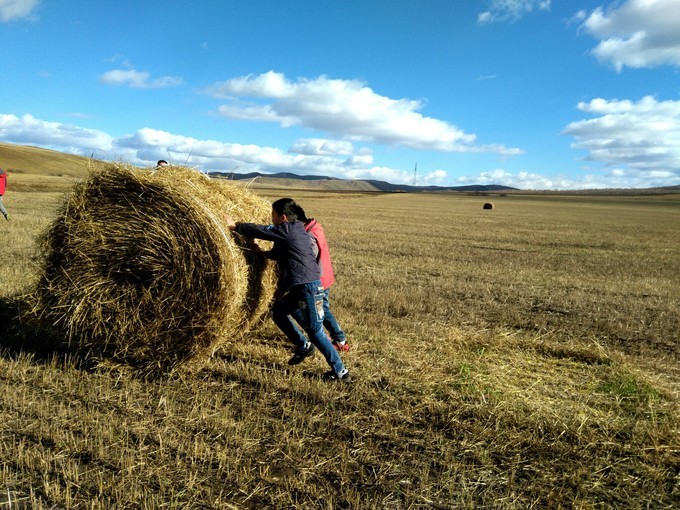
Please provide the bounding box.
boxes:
[2,0,680,190]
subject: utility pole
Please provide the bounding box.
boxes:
[412,162,417,186]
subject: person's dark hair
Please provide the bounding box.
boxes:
[272,197,299,221]
[157,160,168,166]
[295,204,308,222]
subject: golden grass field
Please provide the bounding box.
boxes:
[0,145,679,508]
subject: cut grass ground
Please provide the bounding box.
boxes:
[0,164,678,508]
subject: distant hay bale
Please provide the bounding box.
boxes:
[483,202,495,210]
[27,162,276,372]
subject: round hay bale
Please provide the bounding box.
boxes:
[28,162,276,372]
[483,202,495,210]
[150,165,277,332]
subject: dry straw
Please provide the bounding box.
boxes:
[27,162,276,373]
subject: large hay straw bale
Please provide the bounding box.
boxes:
[28,162,276,371]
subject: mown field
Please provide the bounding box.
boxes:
[0,166,679,508]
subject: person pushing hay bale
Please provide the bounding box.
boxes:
[27,162,276,373]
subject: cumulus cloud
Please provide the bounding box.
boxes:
[216,103,291,124]
[203,71,522,155]
[455,166,678,190]
[581,0,680,70]
[0,0,38,21]
[112,128,446,184]
[0,113,447,184]
[341,165,448,186]
[115,127,301,170]
[3,111,676,189]
[478,0,551,24]
[345,148,374,167]
[288,138,354,156]
[99,69,184,89]
[0,113,113,153]
[562,96,680,183]
[455,169,578,189]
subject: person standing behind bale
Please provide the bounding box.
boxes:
[226,198,351,382]
[0,168,8,220]
[286,201,349,352]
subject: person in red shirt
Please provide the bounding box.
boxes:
[0,168,8,220]
[288,201,350,352]
[227,198,350,382]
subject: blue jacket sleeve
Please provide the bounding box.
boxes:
[235,223,289,262]
[235,223,283,241]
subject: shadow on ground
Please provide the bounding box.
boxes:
[0,295,91,368]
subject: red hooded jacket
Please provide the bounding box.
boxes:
[304,219,335,290]
[0,170,6,195]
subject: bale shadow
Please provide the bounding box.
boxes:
[0,295,95,370]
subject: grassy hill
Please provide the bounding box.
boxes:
[0,142,94,178]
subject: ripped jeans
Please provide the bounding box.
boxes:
[272,280,345,374]
[291,288,346,344]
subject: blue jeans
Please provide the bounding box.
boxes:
[290,288,346,344]
[272,281,345,374]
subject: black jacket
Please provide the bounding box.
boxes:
[235,220,320,291]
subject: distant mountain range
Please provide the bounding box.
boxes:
[208,171,518,193]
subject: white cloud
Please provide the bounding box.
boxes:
[203,71,522,155]
[0,114,428,181]
[5,112,675,190]
[573,10,587,22]
[562,96,680,184]
[216,103,292,125]
[581,0,680,70]
[419,169,448,185]
[0,113,113,152]
[116,128,295,169]
[0,0,39,21]
[453,166,679,190]
[289,138,354,156]
[456,169,566,189]
[99,69,184,89]
[345,151,373,167]
[113,128,409,181]
[0,113,460,185]
[478,0,551,24]
[342,165,448,186]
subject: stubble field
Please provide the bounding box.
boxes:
[0,170,678,509]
